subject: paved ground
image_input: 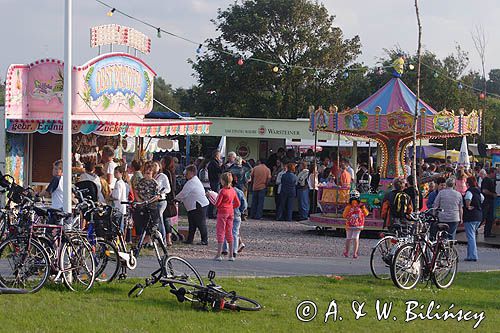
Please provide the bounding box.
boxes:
[128,218,500,278]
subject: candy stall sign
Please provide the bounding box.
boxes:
[5,53,156,120]
[77,54,153,115]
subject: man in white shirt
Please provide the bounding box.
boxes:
[111,166,128,232]
[176,165,209,245]
[102,145,117,189]
[79,161,105,202]
[41,160,64,210]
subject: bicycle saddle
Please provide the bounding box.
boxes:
[436,223,449,232]
[35,207,71,219]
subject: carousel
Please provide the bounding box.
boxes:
[307,71,481,231]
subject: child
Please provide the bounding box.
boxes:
[111,166,128,233]
[342,190,369,259]
[214,172,240,261]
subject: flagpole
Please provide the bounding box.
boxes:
[62,0,73,213]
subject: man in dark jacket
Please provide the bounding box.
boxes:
[481,168,497,238]
[277,163,298,221]
[207,149,223,219]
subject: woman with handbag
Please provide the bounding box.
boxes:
[161,156,178,246]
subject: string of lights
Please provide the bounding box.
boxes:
[96,0,500,100]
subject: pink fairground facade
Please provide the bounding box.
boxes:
[5,52,211,137]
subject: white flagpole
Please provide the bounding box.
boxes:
[62,0,73,213]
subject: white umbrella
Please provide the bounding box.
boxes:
[459,136,470,169]
[217,136,227,159]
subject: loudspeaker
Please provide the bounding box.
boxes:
[478,143,488,157]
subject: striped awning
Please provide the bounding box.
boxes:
[6,118,211,137]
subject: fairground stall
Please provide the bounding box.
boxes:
[307,73,481,231]
[197,116,372,212]
[3,24,211,187]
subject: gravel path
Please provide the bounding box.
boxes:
[171,218,500,260]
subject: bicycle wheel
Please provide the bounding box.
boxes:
[0,238,50,293]
[94,239,120,283]
[60,236,95,291]
[432,245,458,289]
[0,212,6,241]
[370,236,398,280]
[222,293,262,311]
[163,256,204,302]
[390,243,422,290]
[152,230,168,266]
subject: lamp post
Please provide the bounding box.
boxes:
[62,0,73,213]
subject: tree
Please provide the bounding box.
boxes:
[0,80,4,106]
[191,0,361,118]
[153,77,180,112]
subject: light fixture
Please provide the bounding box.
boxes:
[408,64,415,70]
[107,8,116,17]
[157,28,161,38]
[237,58,244,66]
[196,44,202,54]
[272,66,279,73]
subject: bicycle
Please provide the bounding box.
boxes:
[390,211,458,290]
[0,192,96,292]
[370,208,440,280]
[88,197,169,283]
[128,256,261,312]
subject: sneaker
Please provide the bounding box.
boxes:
[221,251,228,256]
[237,243,245,253]
[228,257,235,261]
[196,241,208,246]
[464,258,477,262]
[214,256,223,261]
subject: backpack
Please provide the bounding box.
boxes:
[345,205,364,228]
[390,191,411,219]
[199,168,209,183]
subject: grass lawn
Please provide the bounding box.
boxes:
[0,271,498,333]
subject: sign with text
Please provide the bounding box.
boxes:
[91,24,151,54]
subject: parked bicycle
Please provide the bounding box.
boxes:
[129,256,261,312]
[370,208,440,280]
[390,210,458,289]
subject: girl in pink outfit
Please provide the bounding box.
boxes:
[214,172,240,261]
[455,169,467,196]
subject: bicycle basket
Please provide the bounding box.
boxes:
[93,206,121,239]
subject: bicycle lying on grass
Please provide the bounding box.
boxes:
[128,256,261,312]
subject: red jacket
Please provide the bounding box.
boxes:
[215,187,240,214]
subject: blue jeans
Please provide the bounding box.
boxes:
[445,222,459,240]
[251,189,266,219]
[277,194,295,221]
[297,188,310,219]
[223,215,241,254]
[464,221,481,260]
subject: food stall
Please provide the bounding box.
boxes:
[3,24,211,187]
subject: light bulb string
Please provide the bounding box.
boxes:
[96,0,500,100]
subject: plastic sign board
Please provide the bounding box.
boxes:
[90,25,151,54]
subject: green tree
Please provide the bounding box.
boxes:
[153,77,180,112]
[0,81,5,105]
[191,0,361,119]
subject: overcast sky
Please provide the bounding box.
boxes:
[1,0,499,88]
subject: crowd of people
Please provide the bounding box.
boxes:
[379,164,497,262]
[41,144,497,263]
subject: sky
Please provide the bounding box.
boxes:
[1,0,499,88]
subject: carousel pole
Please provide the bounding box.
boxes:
[337,132,341,181]
[62,0,73,213]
